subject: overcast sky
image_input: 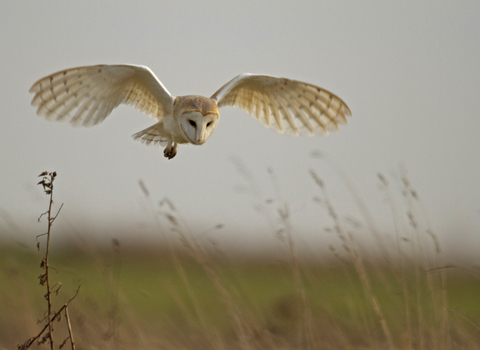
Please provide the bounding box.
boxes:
[1,1,479,260]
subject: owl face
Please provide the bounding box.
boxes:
[179,111,219,145]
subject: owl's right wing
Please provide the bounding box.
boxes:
[30,64,174,127]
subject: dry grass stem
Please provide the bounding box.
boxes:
[310,169,395,350]
[10,163,479,349]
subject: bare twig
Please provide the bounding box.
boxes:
[40,172,57,350]
[18,172,79,350]
[18,286,80,349]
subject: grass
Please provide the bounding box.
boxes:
[2,244,479,349]
[2,163,480,349]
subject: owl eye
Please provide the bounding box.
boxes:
[206,121,212,127]
[189,120,196,127]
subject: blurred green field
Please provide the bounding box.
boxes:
[3,241,480,350]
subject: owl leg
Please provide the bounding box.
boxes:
[163,141,178,159]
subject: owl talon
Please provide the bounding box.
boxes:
[163,142,178,159]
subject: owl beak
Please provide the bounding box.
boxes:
[194,119,214,144]
[186,127,202,145]
[195,129,207,145]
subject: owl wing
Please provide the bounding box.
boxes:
[30,64,174,127]
[211,74,351,136]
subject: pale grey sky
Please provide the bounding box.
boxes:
[1,1,479,259]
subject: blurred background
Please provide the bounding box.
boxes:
[1,1,480,260]
[2,1,480,349]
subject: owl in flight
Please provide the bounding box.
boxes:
[30,64,351,159]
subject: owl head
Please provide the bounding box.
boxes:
[175,95,220,145]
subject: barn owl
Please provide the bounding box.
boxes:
[30,64,351,159]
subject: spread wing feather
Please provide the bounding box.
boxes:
[30,64,173,127]
[211,74,351,136]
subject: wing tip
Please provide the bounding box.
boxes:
[344,105,352,117]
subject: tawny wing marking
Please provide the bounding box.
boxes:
[211,74,351,136]
[30,64,173,127]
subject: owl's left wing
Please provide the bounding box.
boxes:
[211,74,351,136]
